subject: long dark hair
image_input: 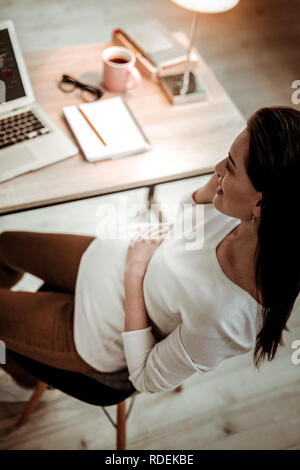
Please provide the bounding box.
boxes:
[246,106,300,368]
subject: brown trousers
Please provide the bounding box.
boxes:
[0,230,101,387]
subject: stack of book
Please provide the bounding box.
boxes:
[112,19,199,83]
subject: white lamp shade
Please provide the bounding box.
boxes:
[170,0,240,14]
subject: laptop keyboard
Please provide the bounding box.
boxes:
[0,110,50,150]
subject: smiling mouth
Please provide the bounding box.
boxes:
[217,186,223,195]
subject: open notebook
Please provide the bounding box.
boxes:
[63,96,150,162]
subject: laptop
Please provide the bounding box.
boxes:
[0,20,78,183]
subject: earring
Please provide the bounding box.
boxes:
[251,215,255,233]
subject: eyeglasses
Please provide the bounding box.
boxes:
[58,74,103,102]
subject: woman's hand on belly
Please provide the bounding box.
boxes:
[124,224,172,282]
[124,224,172,332]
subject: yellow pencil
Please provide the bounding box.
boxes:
[78,106,107,146]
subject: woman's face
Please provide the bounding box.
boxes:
[213,128,262,222]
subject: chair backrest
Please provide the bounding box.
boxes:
[7,349,135,407]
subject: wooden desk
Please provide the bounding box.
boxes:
[0,37,245,215]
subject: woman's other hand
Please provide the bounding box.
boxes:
[193,171,219,204]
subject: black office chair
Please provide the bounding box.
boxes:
[8,283,182,449]
[8,348,138,449]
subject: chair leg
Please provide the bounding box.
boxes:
[116,400,127,450]
[17,381,48,427]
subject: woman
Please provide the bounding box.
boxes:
[0,106,299,394]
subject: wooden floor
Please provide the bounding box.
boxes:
[0,0,300,450]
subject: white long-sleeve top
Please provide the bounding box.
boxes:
[74,190,262,393]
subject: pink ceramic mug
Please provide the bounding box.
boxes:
[102,46,141,93]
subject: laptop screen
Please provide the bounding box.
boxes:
[0,28,26,104]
